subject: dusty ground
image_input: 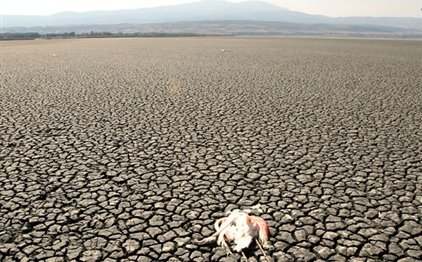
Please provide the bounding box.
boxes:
[0,37,421,261]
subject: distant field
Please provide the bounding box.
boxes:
[0,38,421,261]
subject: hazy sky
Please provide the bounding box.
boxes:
[0,0,420,17]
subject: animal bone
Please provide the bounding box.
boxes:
[194,209,270,261]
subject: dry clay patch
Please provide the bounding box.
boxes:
[0,38,421,261]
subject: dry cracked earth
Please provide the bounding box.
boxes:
[0,38,421,262]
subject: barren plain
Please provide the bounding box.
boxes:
[0,38,421,261]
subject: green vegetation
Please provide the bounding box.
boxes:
[0,32,42,40]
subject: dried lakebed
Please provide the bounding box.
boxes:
[0,38,421,261]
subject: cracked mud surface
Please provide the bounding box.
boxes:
[0,38,421,261]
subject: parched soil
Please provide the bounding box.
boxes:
[0,37,421,261]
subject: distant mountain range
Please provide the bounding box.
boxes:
[2,0,421,36]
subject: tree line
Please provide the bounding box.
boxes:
[0,31,207,40]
